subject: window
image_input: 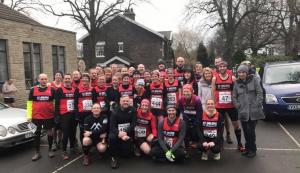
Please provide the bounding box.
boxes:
[0,39,8,87]
[23,42,41,89]
[118,42,124,53]
[52,45,65,75]
[96,41,105,58]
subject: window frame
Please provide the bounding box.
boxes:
[0,39,8,89]
[95,41,105,58]
[23,42,42,89]
[118,42,124,53]
[52,45,65,75]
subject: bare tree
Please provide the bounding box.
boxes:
[172,27,202,66]
[277,0,300,57]
[1,0,39,14]
[237,0,282,55]
[37,0,147,67]
[186,0,266,64]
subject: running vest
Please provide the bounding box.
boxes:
[72,80,81,88]
[94,85,107,108]
[50,81,61,90]
[214,73,234,108]
[118,85,134,98]
[135,109,154,138]
[90,79,98,88]
[59,86,75,115]
[32,86,54,119]
[163,117,181,148]
[180,95,198,118]
[173,69,184,83]
[202,111,219,139]
[165,80,180,106]
[77,86,93,112]
[150,82,164,109]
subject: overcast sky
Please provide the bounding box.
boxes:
[30,0,193,40]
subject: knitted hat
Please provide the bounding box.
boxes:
[136,79,145,86]
[237,64,249,73]
[141,99,150,106]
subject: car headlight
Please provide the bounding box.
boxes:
[0,125,7,137]
[265,94,278,104]
[8,126,16,134]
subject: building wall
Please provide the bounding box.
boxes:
[83,16,171,69]
[0,19,77,108]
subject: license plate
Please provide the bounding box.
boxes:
[25,132,34,138]
[288,105,300,110]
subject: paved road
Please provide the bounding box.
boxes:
[1,118,300,173]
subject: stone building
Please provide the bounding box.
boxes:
[0,3,77,108]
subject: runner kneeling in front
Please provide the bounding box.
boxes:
[82,103,109,166]
[134,99,157,156]
[151,105,186,163]
[198,99,224,160]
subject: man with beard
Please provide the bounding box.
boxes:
[109,96,136,169]
[173,57,185,85]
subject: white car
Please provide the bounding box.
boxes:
[0,102,36,148]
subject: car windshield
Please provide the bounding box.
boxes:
[264,64,300,84]
[0,103,8,110]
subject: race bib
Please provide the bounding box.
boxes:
[219,92,232,104]
[167,93,177,104]
[99,101,106,108]
[67,100,74,111]
[82,100,92,110]
[118,123,130,132]
[204,129,217,138]
[151,97,163,109]
[165,137,173,148]
[134,126,146,137]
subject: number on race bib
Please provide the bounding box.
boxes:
[67,100,74,111]
[167,93,177,104]
[203,129,217,138]
[165,137,173,148]
[118,123,130,132]
[99,101,106,108]
[219,92,232,104]
[151,97,163,109]
[135,126,146,137]
[82,100,92,110]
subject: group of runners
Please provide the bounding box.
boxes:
[26,56,264,169]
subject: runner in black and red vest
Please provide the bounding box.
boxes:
[151,105,186,163]
[92,75,108,112]
[74,73,93,144]
[173,57,185,85]
[50,71,63,152]
[27,73,55,161]
[104,67,113,88]
[55,73,76,160]
[178,84,203,157]
[164,68,182,108]
[134,99,157,156]
[72,70,82,88]
[89,68,98,88]
[198,99,224,161]
[133,79,150,109]
[118,73,134,106]
[211,60,245,152]
[146,70,165,121]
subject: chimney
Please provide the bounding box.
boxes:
[124,8,135,20]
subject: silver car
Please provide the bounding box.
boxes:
[0,102,36,148]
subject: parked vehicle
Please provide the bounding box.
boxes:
[0,102,36,148]
[261,61,300,120]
